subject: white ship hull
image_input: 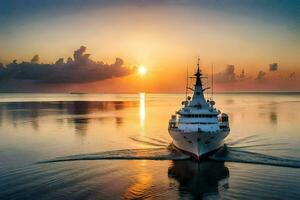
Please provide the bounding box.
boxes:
[169,129,229,159]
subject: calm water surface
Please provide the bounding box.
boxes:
[0,93,300,199]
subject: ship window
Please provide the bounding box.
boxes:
[183,114,217,118]
[197,138,201,142]
[188,140,192,144]
[205,141,210,145]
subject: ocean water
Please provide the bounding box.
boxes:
[0,93,300,199]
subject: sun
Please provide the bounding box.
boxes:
[138,66,147,75]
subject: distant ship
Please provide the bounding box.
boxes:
[168,59,230,160]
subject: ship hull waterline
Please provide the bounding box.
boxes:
[168,129,230,160]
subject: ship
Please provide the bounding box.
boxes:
[168,59,230,160]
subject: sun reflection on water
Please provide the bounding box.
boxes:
[139,93,146,131]
[122,160,153,199]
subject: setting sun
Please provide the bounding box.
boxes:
[138,66,147,75]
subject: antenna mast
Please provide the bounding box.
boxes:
[185,65,188,101]
[211,64,214,100]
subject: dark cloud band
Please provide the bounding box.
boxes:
[0,46,134,84]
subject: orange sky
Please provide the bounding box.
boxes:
[0,1,299,92]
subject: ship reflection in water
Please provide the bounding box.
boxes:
[168,160,229,199]
[122,160,229,199]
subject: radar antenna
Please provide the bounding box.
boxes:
[185,65,188,101]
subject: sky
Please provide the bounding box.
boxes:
[0,0,299,92]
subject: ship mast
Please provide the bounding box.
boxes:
[211,64,214,101]
[189,57,209,108]
[185,65,188,101]
[194,57,202,87]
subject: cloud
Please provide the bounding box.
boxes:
[31,54,40,63]
[269,63,278,71]
[289,72,296,80]
[55,58,64,65]
[214,64,237,83]
[256,71,267,81]
[0,46,134,84]
[238,69,245,79]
